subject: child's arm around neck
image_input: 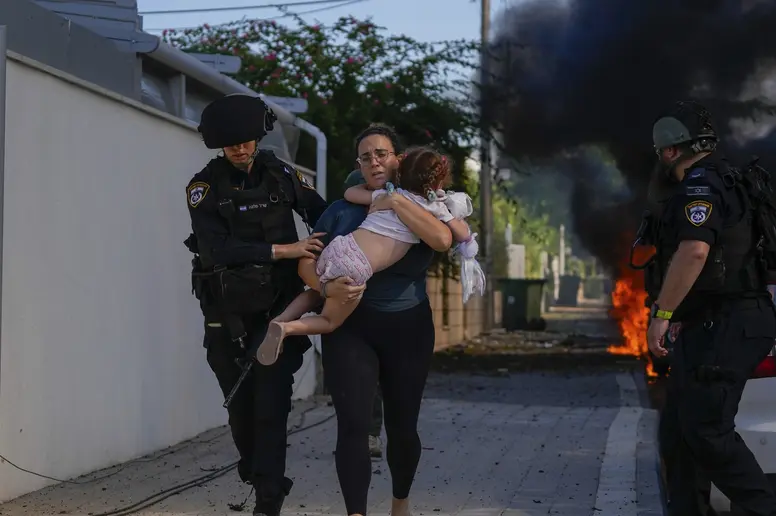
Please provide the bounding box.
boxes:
[447,218,472,243]
[344,184,374,205]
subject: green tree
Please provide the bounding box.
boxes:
[463,163,558,280]
[163,15,480,199]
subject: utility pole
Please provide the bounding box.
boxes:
[479,0,494,331]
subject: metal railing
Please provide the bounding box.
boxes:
[142,38,327,200]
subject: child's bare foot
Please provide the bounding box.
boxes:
[256,321,287,366]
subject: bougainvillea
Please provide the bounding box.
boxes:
[163,14,480,201]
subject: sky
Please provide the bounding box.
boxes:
[136,0,507,43]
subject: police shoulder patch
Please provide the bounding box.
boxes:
[295,169,315,190]
[684,200,712,227]
[188,181,210,208]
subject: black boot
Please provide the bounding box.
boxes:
[253,477,293,516]
[253,494,285,516]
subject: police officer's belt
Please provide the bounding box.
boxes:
[193,264,277,314]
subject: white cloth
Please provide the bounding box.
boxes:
[358,188,456,243]
[433,190,473,220]
[454,233,486,304]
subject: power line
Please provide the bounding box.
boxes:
[139,0,350,15]
[144,0,368,32]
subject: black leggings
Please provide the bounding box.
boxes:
[321,299,436,516]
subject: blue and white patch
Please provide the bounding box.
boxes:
[238,203,267,212]
[685,185,711,196]
[687,168,706,180]
[188,181,209,208]
[685,200,712,227]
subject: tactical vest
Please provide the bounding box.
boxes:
[194,154,304,315]
[644,164,764,304]
[210,157,299,262]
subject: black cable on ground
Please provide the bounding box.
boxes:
[89,409,335,516]
[0,406,335,516]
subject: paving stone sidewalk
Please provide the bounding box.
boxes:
[0,371,664,516]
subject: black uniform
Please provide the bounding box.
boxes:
[649,152,776,516]
[185,150,327,510]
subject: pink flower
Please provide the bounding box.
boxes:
[248,64,257,72]
[347,57,355,64]
[385,82,391,89]
[204,23,210,29]
[311,24,320,32]
[232,47,240,55]
[265,53,277,61]
[374,99,380,105]
[270,20,277,26]
[306,58,313,65]
[322,99,328,105]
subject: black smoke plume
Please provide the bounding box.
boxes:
[486,0,776,274]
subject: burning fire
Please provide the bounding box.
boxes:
[608,244,657,377]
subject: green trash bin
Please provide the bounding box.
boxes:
[499,278,547,331]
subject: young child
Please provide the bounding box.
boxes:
[256,146,478,366]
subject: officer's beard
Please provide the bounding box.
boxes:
[647,156,686,205]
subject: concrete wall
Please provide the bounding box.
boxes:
[428,275,502,351]
[0,53,318,503]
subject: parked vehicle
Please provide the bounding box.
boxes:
[710,346,776,514]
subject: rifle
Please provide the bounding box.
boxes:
[224,352,251,409]
[222,314,254,409]
[629,210,657,270]
[184,233,255,410]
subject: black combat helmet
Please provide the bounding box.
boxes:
[198,93,278,149]
[652,100,718,154]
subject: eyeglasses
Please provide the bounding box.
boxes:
[357,149,395,165]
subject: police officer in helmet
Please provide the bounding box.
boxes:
[647,100,776,515]
[185,93,328,516]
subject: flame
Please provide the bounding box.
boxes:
[608,243,657,377]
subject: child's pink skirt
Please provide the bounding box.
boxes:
[316,233,374,286]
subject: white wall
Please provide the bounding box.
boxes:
[0,54,319,502]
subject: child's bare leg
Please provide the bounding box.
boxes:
[257,297,361,365]
[283,296,361,336]
[256,290,323,367]
[272,289,323,323]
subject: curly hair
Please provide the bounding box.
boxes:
[396,146,453,198]
[354,123,405,154]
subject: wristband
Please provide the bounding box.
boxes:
[650,303,673,320]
